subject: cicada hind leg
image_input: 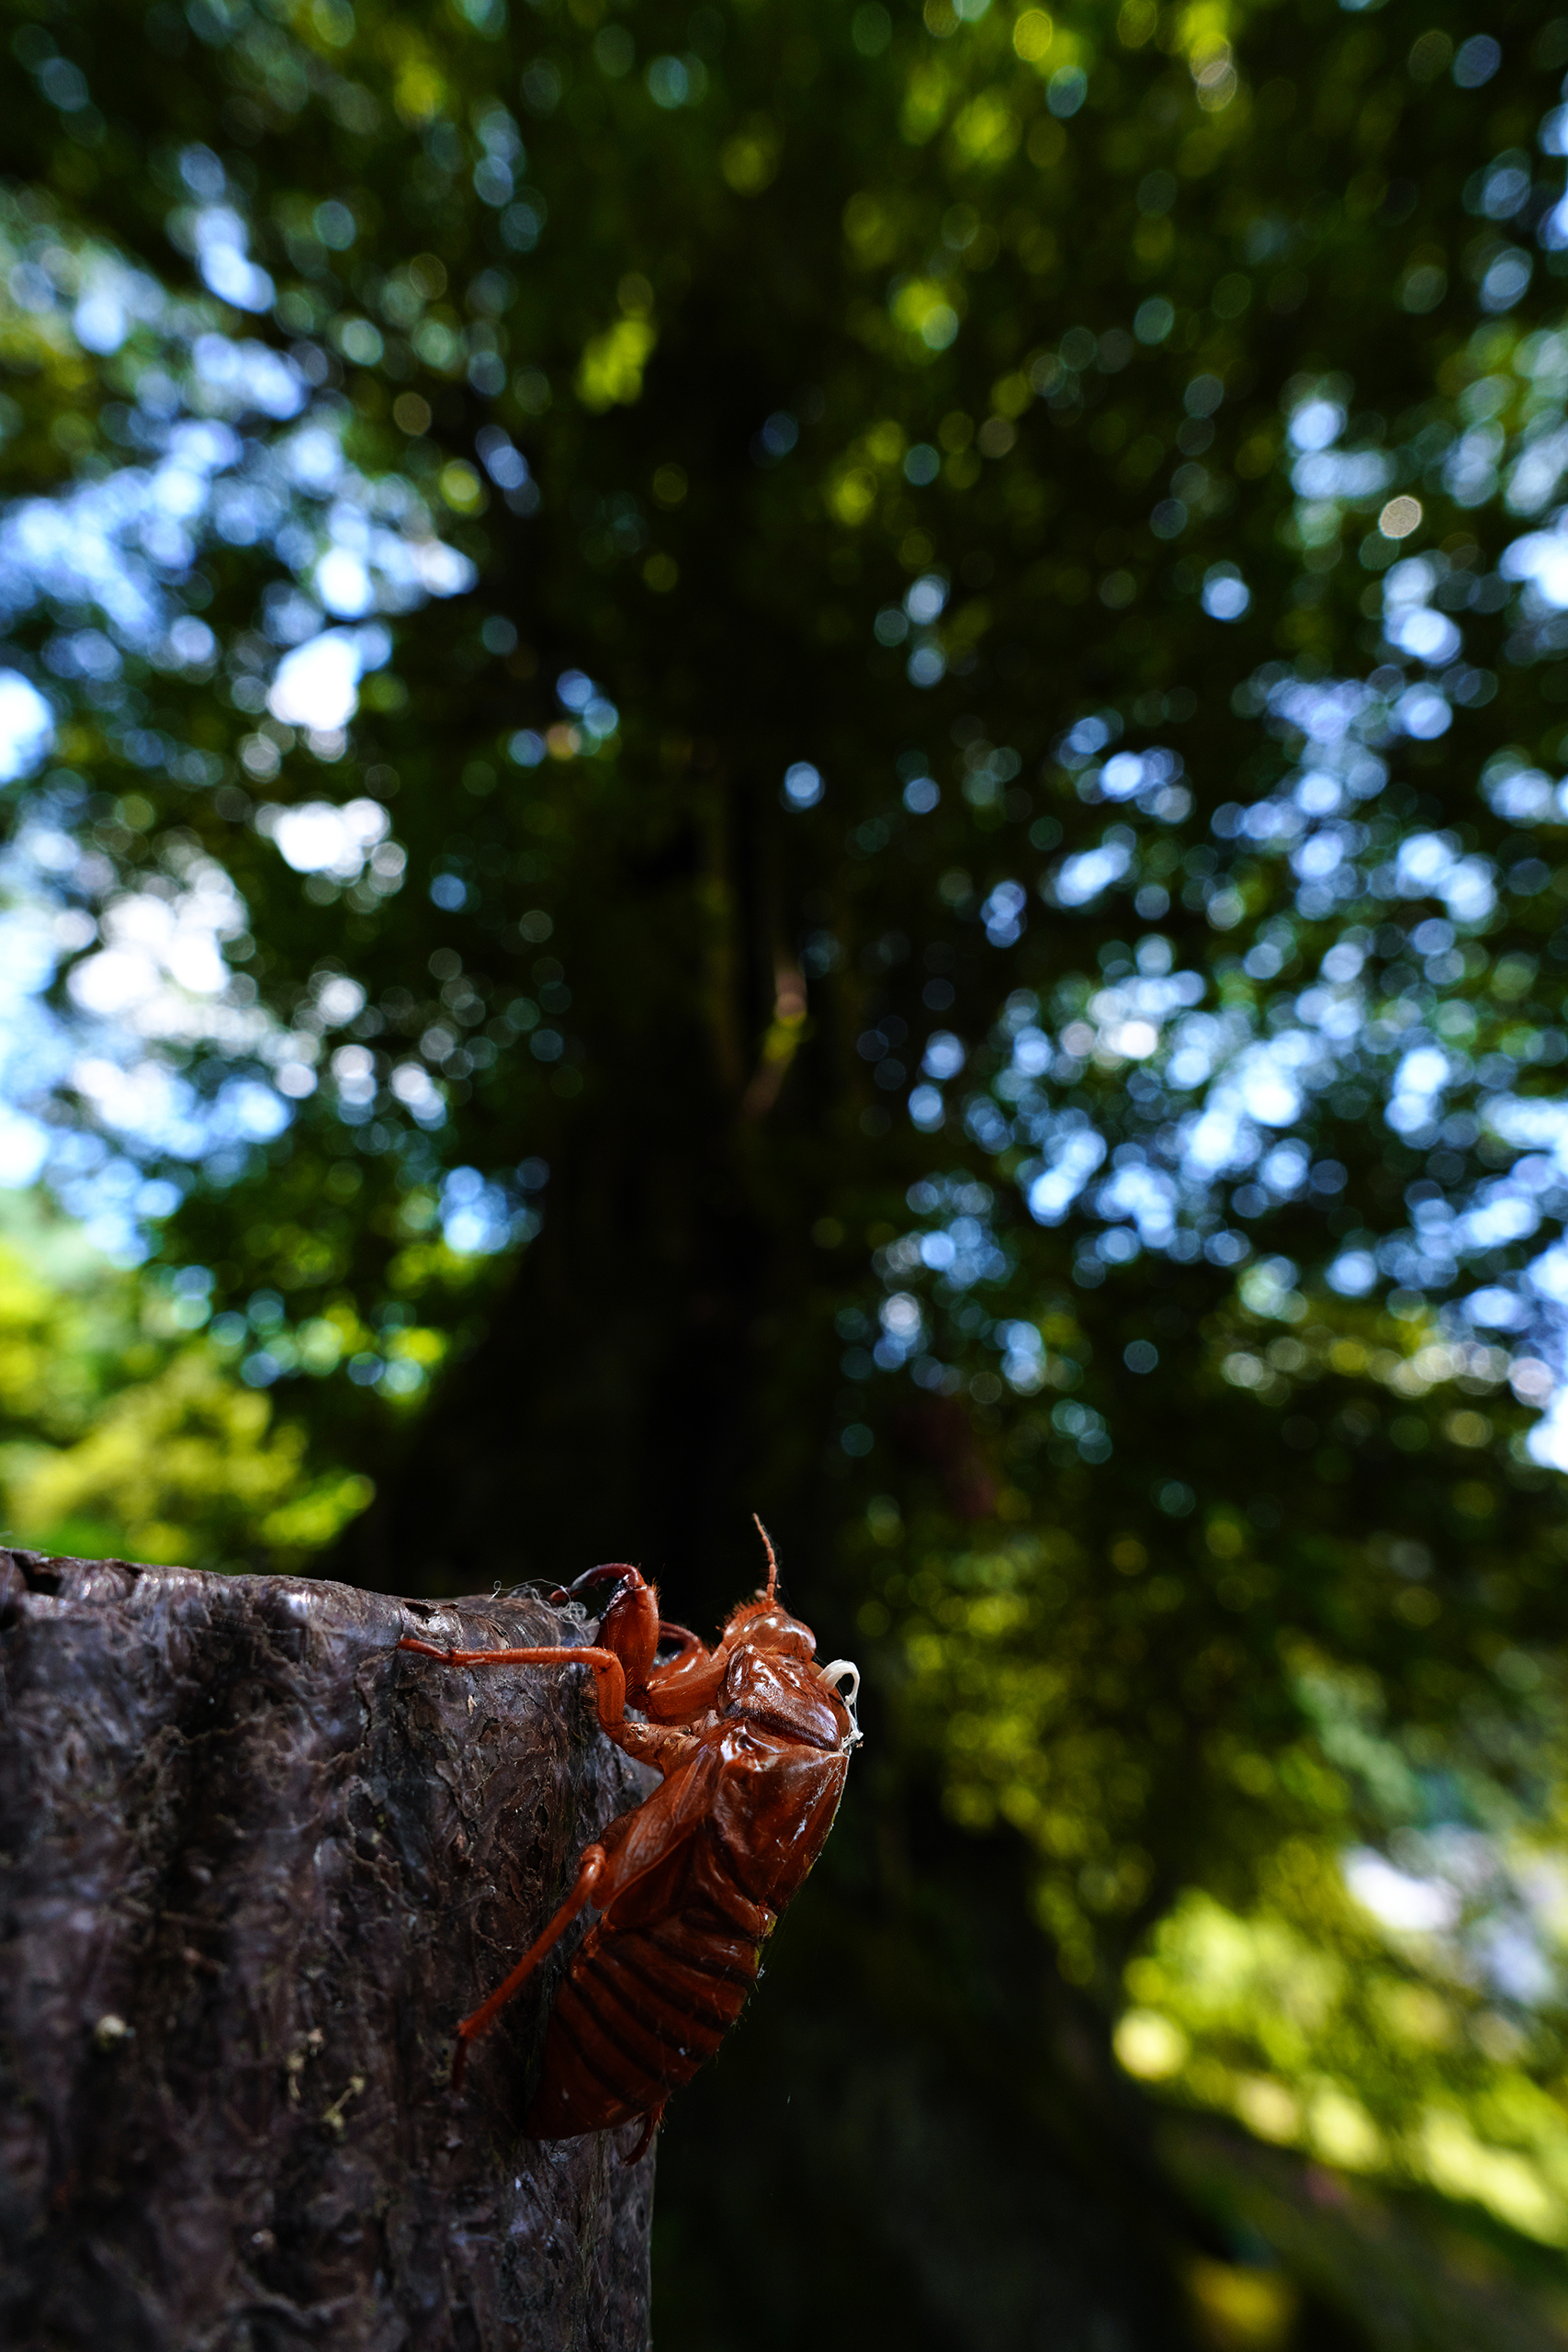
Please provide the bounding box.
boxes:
[449,1843,607,2087]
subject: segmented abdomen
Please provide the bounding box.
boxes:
[525,1854,770,2136]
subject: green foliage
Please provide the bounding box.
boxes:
[874,1281,1568,2260]
[0,1193,370,1567]
[1122,1858,1568,2247]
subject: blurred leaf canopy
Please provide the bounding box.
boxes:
[6,0,1568,2336]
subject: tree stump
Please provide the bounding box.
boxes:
[0,1549,654,2351]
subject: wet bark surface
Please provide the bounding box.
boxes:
[0,1550,653,2352]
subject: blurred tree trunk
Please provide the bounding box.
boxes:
[327,779,818,1631]
[0,1549,653,2352]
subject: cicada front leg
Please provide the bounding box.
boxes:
[398,1636,629,1727]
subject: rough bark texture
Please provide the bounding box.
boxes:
[0,1549,654,2352]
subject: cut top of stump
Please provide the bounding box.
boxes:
[0,1548,653,2352]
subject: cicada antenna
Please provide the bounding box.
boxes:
[752,1512,779,1602]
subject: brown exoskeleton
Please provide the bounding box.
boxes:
[397,1521,860,2155]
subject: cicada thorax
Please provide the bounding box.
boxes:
[710,1736,852,1912]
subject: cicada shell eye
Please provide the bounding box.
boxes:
[819,1658,863,1746]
